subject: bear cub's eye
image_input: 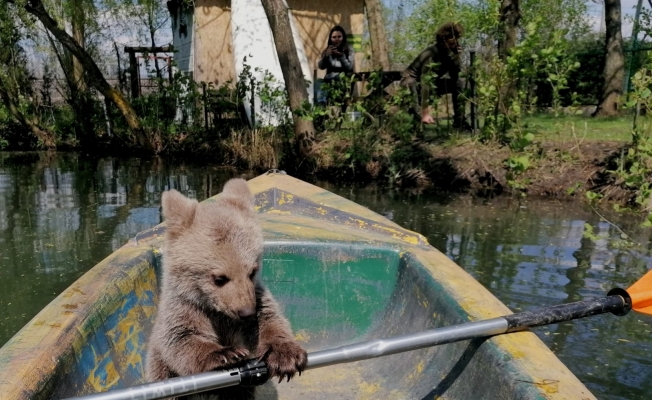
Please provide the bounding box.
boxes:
[214,275,230,287]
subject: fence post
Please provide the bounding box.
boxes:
[168,57,173,84]
[250,79,256,128]
[469,51,477,134]
[624,0,644,94]
[203,82,209,130]
[126,49,140,99]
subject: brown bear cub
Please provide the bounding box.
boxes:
[145,178,307,399]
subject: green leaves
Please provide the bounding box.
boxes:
[505,155,531,174]
[584,190,603,203]
[510,132,534,151]
[566,182,582,196]
[582,223,601,241]
[642,214,652,228]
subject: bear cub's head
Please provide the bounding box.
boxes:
[161,178,262,321]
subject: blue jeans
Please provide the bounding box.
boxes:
[316,75,345,106]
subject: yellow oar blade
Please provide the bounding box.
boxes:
[627,269,652,315]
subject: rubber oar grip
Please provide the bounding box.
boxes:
[504,290,632,332]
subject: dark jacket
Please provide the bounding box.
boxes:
[403,43,461,110]
[318,45,355,80]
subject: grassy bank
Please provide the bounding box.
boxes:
[308,113,639,206]
[522,114,632,142]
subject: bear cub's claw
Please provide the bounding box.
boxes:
[257,340,308,383]
[211,346,251,369]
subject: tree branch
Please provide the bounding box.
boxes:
[14,0,154,152]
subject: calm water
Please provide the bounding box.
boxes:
[0,152,651,399]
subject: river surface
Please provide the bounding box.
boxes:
[0,152,650,399]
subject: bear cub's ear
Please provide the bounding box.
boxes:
[221,178,254,210]
[162,189,198,238]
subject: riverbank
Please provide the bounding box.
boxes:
[316,137,629,200]
[2,114,642,208]
[418,138,624,196]
[309,114,640,208]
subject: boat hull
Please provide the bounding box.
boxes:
[0,173,595,399]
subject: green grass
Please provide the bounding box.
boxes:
[522,113,634,142]
[424,113,639,143]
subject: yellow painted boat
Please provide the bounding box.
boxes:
[0,172,595,399]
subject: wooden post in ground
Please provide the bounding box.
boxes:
[167,57,173,83]
[623,0,643,94]
[202,82,209,130]
[498,0,520,114]
[127,49,139,99]
[123,46,172,99]
[469,51,477,134]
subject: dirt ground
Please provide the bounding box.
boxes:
[310,133,634,203]
[422,139,629,200]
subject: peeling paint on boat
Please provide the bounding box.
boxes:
[0,173,595,399]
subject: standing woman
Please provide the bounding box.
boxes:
[400,21,467,129]
[317,25,355,104]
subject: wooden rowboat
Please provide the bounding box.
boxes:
[0,172,595,399]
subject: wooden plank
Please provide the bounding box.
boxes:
[194,0,236,85]
[124,46,172,53]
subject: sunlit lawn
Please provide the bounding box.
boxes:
[522,113,634,142]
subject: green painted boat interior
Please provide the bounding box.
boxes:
[255,242,542,399]
[262,243,402,344]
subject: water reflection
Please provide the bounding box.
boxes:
[1,154,651,399]
[319,182,652,400]
[0,152,243,346]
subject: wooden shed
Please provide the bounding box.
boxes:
[166,0,369,87]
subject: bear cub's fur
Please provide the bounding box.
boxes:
[145,178,307,399]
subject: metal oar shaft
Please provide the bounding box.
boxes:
[64,319,509,400]
[66,369,241,400]
[65,360,268,400]
[305,293,629,370]
[306,318,507,370]
[65,293,630,400]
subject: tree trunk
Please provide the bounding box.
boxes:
[364,0,390,70]
[20,0,154,152]
[498,0,520,60]
[45,29,95,150]
[260,0,315,159]
[71,0,86,91]
[498,0,520,114]
[148,12,163,80]
[0,75,56,149]
[594,0,624,117]
[63,2,97,150]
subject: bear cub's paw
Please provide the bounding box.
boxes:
[208,346,251,370]
[257,340,308,383]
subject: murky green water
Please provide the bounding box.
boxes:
[1,152,650,399]
[0,152,244,345]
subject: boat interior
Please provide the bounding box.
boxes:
[48,242,543,399]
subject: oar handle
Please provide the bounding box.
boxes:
[504,289,632,332]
